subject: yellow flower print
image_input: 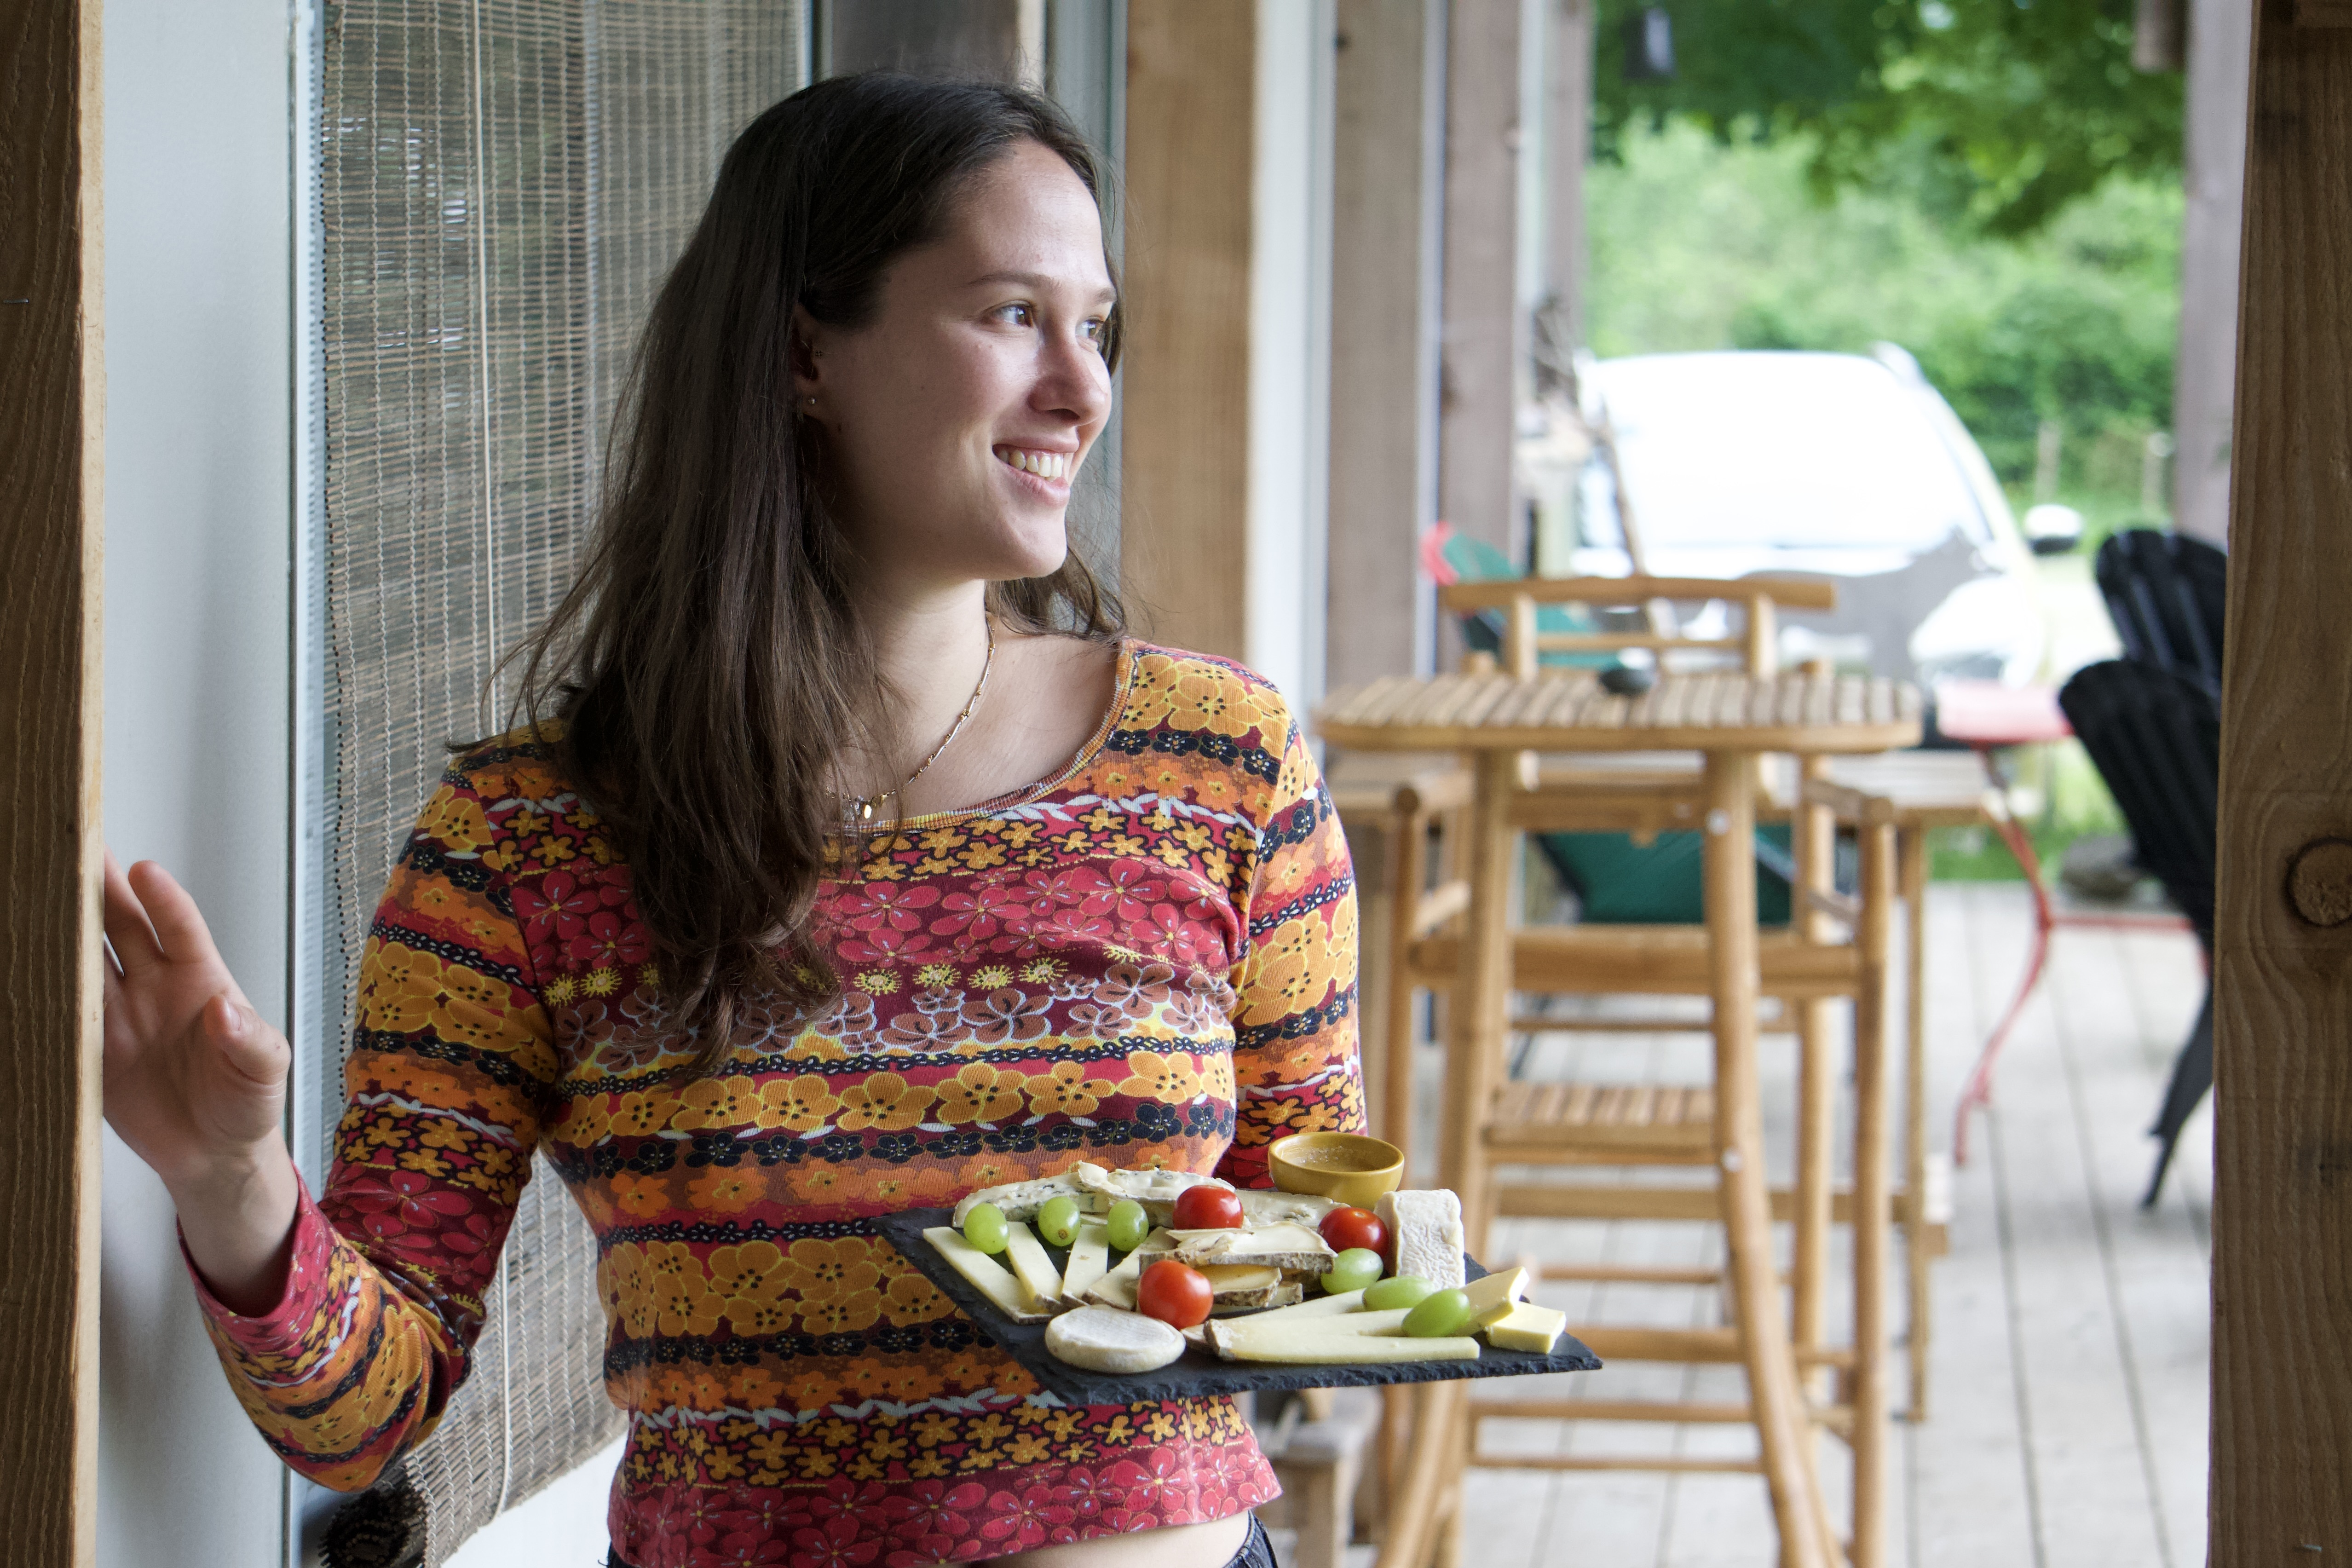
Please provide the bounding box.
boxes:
[885,1271,951,1323]
[1166,670,1252,738]
[1083,804,1121,833]
[645,1241,720,1337]
[916,962,957,988]
[801,1288,884,1334]
[543,974,581,1007]
[1155,840,1191,870]
[959,839,1007,870]
[397,1148,450,1178]
[729,1295,796,1336]
[1199,1053,1237,1102]
[1023,1061,1102,1118]
[600,1243,658,1338]
[671,1074,760,1131]
[581,966,621,997]
[972,965,1011,989]
[419,1122,475,1152]
[706,1240,785,1301]
[481,841,526,875]
[1142,1409,1178,1442]
[686,1167,759,1213]
[1107,833,1147,858]
[1020,957,1063,983]
[1005,1433,1053,1464]
[610,1091,670,1138]
[755,1074,841,1132]
[919,827,968,854]
[935,1062,1027,1125]
[419,784,493,854]
[1242,917,1324,1019]
[1116,1049,1205,1105]
[356,940,443,1033]
[835,1072,936,1132]
[855,970,900,996]
[1003,821,1041,848]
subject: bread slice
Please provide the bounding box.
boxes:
[1377,1189,1466,1290]
[1045,1306,1188,1374]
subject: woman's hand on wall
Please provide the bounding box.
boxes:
[101,850,300,1314]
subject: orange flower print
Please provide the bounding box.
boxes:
[800,1288,884,1335]
[779,1237,882,1299]
[1166,669,1253,738]
[755,1074,841,1132]
[686,1167,759,1213]
[792,1166,845,1203]
[418,784,493,855]
[1023,1061,1101,1118]
[558,1097,612,1144]
[1116,1049,1205,1104]
[934,1062,1026,1125]
[1240,916,1322,1020]
[610,1173,672,1220]
[958,1154,1024,1192]
[1097,762,1142,799]
[705,1241,786,1303]
[670,1074,760,1131]
[883,1271,951,1324]
[356,941,443,1033]
[599,1243,657,1338]
[834,1072,935,1132]
[610,1090,671,1139]
[728,1295,796,1336]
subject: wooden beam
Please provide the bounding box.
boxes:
[0,0,105,1561]
[1119,0,1254,660]
[1326,0,1442,686]
[2212,2,2352,1553]
[1437,0,1522,569]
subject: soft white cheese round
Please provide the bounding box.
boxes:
[1044,1306,1187,1374]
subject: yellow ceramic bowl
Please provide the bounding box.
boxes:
[1267,1132,1405,1207]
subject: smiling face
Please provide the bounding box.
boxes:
[795,138,1116,599]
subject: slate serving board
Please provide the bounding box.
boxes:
[875,1206,1601,1406]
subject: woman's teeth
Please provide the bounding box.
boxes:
[996,446,1072,481]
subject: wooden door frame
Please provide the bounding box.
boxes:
[0,0,105,1561]
[2213,0,2352,1553]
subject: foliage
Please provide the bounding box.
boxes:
[1585,121,2182,488]
[1592,0,2184,236]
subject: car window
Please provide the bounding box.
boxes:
[1591,353,1992,552]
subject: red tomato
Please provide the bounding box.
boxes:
[1136,1260,1214,1329]
[1172,1184,1245,1230]
[1320,1206,1388,1258]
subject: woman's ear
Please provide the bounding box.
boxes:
[789,304,826,406]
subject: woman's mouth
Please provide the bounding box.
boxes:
[994,445,1077,484]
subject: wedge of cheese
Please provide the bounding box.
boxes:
[1001,1221,1065,1308]
[951,1171,1107,1227]
[1377,1189,1466,1290]
[1462,1265,1529,1330]
[1484,1301,1567,1355]
[1235,1189,1345,1229]
[1208,1280,1303,1315]
[1171,1222,1335,1274]
[1210,1324,1481,1365]
[1072,1162,1232,1222]
[1059,1218,1112,1303]
[923,1227,1054,1323]
[1203,1308,1414,1359]
[1083,1227,1176,1310]
[1238,1287,1366,1325]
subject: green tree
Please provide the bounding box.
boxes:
[1594,0,2183,235]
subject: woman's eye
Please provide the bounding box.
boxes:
[995,303,1035,328]
[1080,318,1107,346]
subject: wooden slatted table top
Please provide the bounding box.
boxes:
[1317,668,1924,754]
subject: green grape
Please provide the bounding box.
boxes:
[1402,1289,1472,1339]
[962,1202,1009,1255]
[1105,1199,1149,1253]
[1037,1194,1081,1248]
[1363,1275,1436,1312]
[1321,1248,1384,1295]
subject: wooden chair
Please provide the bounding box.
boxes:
[1373,576,1896,1568]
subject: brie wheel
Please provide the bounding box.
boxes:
[1044,1306,1188,1374]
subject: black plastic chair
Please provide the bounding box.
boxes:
[2094,529,2228,695]
[2056,659,2220,1205]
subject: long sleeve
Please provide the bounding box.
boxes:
[1216,691,1367,1190]
[189,757,559,1491]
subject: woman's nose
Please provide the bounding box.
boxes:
[1033,329,1112,424]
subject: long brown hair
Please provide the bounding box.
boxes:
[487,74,1125,1074]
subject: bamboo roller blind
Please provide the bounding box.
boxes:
[317,2,803,1557]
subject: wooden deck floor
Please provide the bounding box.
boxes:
[1413,882,2213,1568]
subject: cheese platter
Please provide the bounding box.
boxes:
[872,1156,1599,1406]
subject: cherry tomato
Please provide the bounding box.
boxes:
[1136,1259,1215,1329]
[1172,1184,1245,1230]
[1319,1205,1388,1257]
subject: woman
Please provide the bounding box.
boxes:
[101,73,1361,1568]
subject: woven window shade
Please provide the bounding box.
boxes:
[316,3,803,1560]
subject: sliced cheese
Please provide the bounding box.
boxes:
[1463,1265,1529,1330]
[1196,1264,1281,1294]
[1072,1163,1231,1207]
[1204,1308,1413,1358]
[1378,1189,1466,1291]
[1484,1301,1567,1355]
[1084,1227,1176,1311]
[923,1226,1054,1323]
[1002,1220,1064,1307]
[1208,1280,1303,1314]
[1216,1327,1481,1366]
[952,1171,1084,1227]
[1059,1218,1112,1303]
[1045,1306,1187,1374]
[1172,1222,1335,1273]
[1235,1188,1345,1229]
[1239,1287,1366,1325]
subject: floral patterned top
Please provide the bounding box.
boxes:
[188,640,1364,1567]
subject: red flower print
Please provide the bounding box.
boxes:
[709,1530,790,1566]
[1056,1464,1120,1520]
[1072,862,1169,926]
[839,921,934,965]
[790,1513,879,1568]
[976,1483,1075,1546]
[836,882,942,930]
[928,883,1034,944]
[566,908,651,969]
[438,1210,504,1257]
[1101,1446,1189,1512]
[342,1168,473,1232]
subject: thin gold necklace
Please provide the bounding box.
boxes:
[838,620,997,827]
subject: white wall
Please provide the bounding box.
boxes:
[1245,0,1337,715]
[97,0,299,1562]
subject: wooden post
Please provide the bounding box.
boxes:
[1850,820,1895,1568]
[1438,0,1522,570]
[2211,1,2352,1552]
[1443,751,1519,1247]
[1898,825,1934,1421]
[1791,757,1835,1385]
[1120,0,1254,659]
[1328,0,1443,686]
[0,0,105,1560]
